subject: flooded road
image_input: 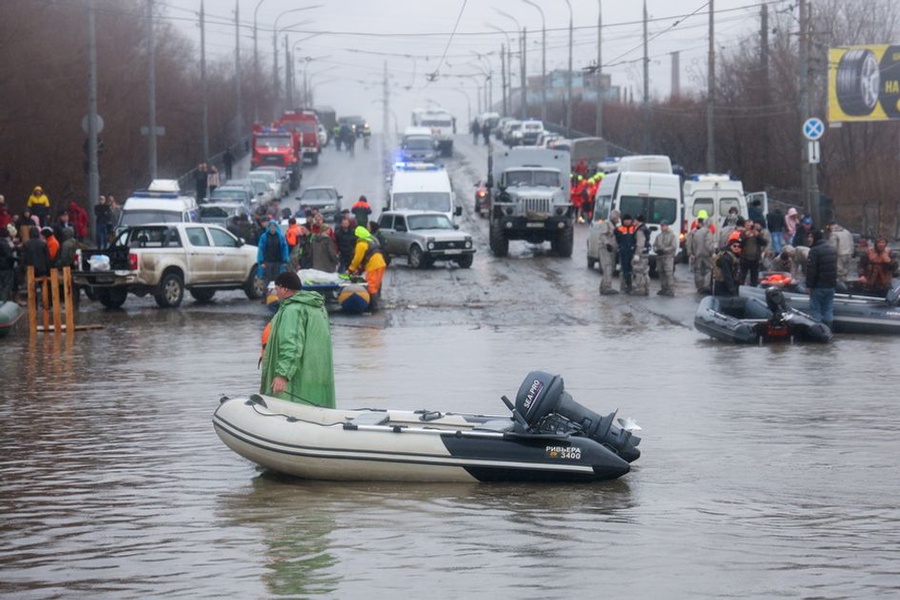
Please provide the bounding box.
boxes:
[3,136,900,598]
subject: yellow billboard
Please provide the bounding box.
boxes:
[828,45,900,122]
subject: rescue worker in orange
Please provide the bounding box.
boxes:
[858,237,898,297]
[570,175,585,221]
[42,227,60,264]
[351,195,372,227]
[348,225,386,312]
[284,217,308,271]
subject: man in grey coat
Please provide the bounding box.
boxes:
[597,210,620,295]
[653,220,679,296]
[688,217,715,294]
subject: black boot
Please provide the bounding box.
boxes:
[368,292,379,313]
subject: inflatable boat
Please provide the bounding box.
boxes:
[213,371,642,483]
[695,288,832,344]
[740,282,900,335]
[0,301,23,337]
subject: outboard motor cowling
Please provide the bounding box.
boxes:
[515,371,641,462]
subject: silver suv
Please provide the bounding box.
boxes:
[378,210,475,269]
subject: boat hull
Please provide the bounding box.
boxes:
[212,395,632,483]
[695,294,832,344]
[0,301,23,337]
[740,285,900,335]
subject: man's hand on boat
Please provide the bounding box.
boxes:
[272,376,288,394]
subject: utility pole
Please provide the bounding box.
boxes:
[87,0,100,227]
[706,0,715,172]
[799,0,811,219]
[501,43,507,116]
[642,0,650,152]
[596,0,602,138]
[521,27,527,118]
[201,1,209,161]
[147,0,158,179]
[761,4,770,177]
[234,0,243,142]
[383,60,389,141]
[565,0,573,135]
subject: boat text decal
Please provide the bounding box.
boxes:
[522,379,544,411]
[546,445,581,460]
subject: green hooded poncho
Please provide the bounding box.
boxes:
[260,290,336,408]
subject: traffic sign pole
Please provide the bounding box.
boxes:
[802,118,824,226]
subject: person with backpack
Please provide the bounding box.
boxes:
[348,225,386,312]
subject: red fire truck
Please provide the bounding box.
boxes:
[250,125,301,190]
[277,109,321,166]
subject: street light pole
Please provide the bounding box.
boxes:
[521,0,546,122]
[596,0,603,138]
[272,5,321,119]
[495,9,523,117]
[253,0,269,124]
[146,0,157,179]
[564,0,573,136]
[486,23,512,116]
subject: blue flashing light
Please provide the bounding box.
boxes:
[393,162,443,172]
[132,191,180,199]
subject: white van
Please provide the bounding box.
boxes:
[118,190,200,229]
[682,174,747,240]
[589,159,682,270]
[386,163,461,222]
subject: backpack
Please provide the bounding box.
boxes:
[362,237,386,265]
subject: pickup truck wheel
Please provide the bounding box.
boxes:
[154,272,184,308]
[489,222,509,257]
[190,289,216,303]
[97,287,127,309]
[456,254,474,269]
[244,269,265,299]
[408,245,426,269]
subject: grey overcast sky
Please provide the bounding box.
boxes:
[160,0,790,128]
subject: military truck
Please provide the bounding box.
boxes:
[485,147,573,257]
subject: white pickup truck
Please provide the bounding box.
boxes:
[74,223,264,308]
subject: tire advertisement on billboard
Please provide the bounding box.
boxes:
[828,45,900,122]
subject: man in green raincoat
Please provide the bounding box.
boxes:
[260,271,336,408]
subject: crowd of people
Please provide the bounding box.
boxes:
[251,194,387,314]
[0,188,123,303]
[589,198,898,313]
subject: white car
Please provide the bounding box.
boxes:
[247,170,283,199]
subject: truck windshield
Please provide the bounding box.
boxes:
[421,119,452,128]
[505,170,560,187]
[408,214,454,230]
[283,122,317,134]
[393,192,451,212]
[619,196,678,225]
[255,136,291,148]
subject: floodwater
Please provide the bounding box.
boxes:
[3,296,900,599]
[3,138,900,598]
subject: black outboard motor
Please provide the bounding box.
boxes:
[514,371,641,463]
[765,287,789,322]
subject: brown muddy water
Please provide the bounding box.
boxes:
[2,289,899,599]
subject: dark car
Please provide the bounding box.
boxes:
[295,186,343,223]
